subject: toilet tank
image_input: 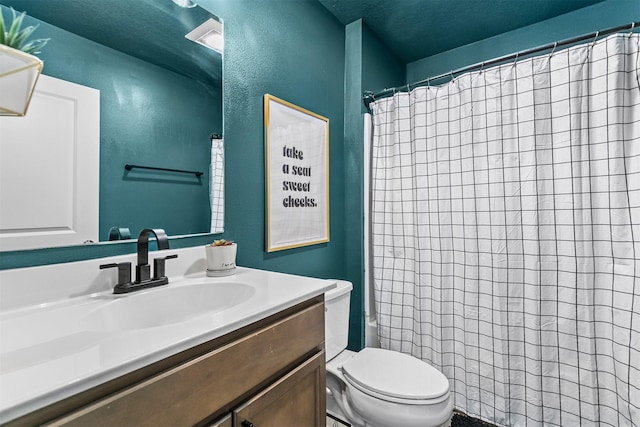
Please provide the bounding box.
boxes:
[324,280,353,361]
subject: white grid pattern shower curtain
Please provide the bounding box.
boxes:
[370,34,640,426]
[210,137,225,233]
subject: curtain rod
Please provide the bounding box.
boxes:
[363,21,639,110]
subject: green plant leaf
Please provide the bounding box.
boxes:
[20,38,48,54]
[12,24,37,49]
[5,9,26,47]
[1,7,47,53]
[0,8,6,45]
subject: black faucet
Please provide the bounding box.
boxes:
[135,228,169,283]
[100,228,177,294]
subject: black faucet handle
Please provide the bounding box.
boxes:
[153,254,178,280]
[99,262,132,286]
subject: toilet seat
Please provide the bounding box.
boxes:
[341,348,450,405]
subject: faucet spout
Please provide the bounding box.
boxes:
[135,228,169,284]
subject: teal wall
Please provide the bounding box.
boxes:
[198,0,348,281]
[362,24,405,101]
[407,0,640,83]
[344,20,404,348]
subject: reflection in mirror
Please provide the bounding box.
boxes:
[0,0,223,249]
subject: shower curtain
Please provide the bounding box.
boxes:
[370,33,640,426]
[210,137,225,233]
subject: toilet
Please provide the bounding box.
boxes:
[325,280,453,427]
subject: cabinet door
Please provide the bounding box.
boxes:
[234,351,326,427]
[210,414,232,427]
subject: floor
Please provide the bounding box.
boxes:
[326,414,350,426]
[450,412,496,426]
[325,413,455,427]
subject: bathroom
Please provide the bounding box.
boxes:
[1,0,639,425]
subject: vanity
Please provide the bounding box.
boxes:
[0,246,335,426]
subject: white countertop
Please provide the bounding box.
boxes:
[0,249,335,423]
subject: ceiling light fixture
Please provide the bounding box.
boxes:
[185,18,224,53]
[172,0,197,8]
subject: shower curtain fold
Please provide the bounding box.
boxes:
[369,33,640,427]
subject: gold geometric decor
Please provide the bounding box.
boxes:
[0,44,43,116]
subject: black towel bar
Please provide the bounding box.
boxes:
[125,164,203,177]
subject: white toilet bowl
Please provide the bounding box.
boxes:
[326,349,453,427]
[325,280,453,427]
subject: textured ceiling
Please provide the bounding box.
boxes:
[0,0,222,88]
[317,0,606,63]
[0,0,606,86]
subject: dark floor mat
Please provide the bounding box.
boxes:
[451,413,497,427]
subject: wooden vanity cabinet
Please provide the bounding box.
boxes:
[8,296,326,427]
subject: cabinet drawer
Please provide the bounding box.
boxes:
[49,301,325,426]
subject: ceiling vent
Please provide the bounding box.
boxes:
[185,18,223,53]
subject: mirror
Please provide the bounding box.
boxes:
[0,0,223,248]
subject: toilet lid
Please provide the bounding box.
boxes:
[341,348,449,401]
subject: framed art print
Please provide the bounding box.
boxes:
[264,94,329,252]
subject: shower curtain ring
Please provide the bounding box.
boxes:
[630,22,636,37]
[592,31,600,46]
[549,42,558,58]
[512,52,519,67]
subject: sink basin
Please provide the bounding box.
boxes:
[84,282,255,331]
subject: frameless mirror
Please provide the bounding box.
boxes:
[0,0,223,249]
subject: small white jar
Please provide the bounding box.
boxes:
[205,243,237,276]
